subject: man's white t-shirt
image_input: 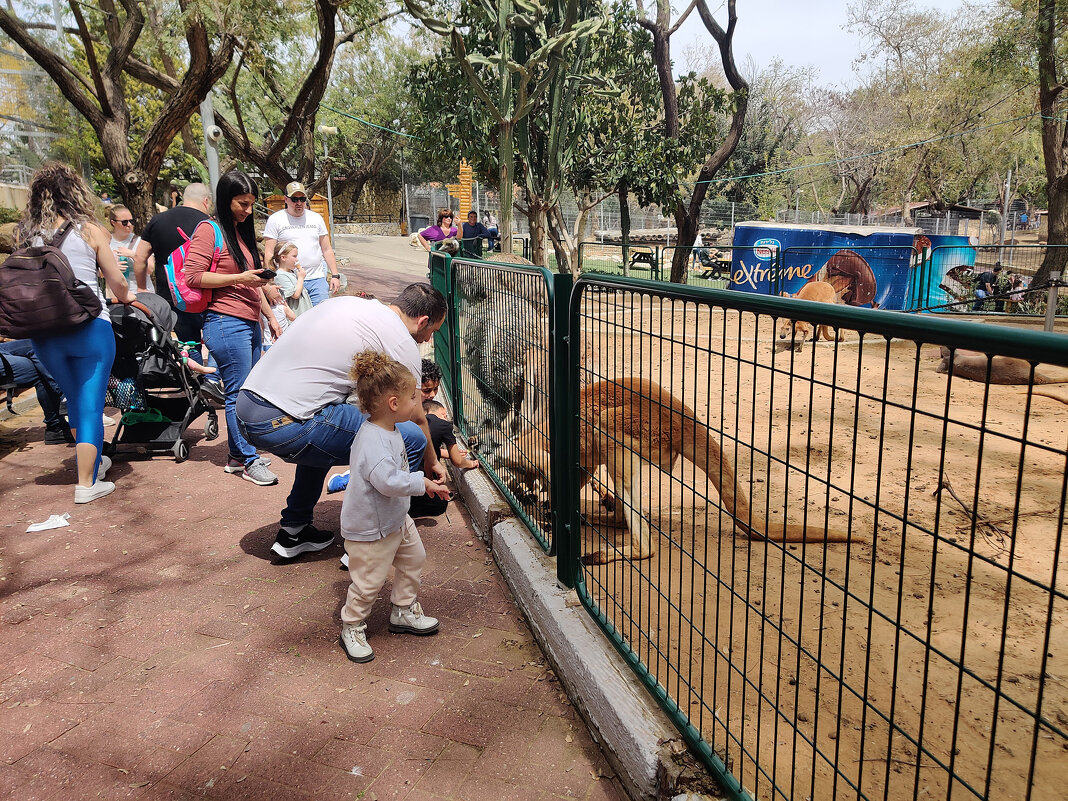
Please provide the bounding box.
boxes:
[241,297,421,420]
[263,208,329,281]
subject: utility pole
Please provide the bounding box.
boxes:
[200,94,221,194]
[319,125,338,248]
[998,169,1012,264]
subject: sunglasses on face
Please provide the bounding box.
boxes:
[442,215,453,220]
[113,219,133,226]
[289,196,308,203]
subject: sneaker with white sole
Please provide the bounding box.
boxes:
[75,480,115,504]
[98,454,112,481]
[339,622,374,663]
[241,457,278,486]
[388,601,439,636]
[271,523,334,559]
[224,455,272,474]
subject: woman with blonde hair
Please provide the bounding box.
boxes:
[21,162,137,503]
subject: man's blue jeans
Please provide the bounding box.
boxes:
[305,276,330,306]
[0,339,65,430]
[236,390,427,527]
[202,312,261,465]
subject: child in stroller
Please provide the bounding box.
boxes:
[105,292,222,462]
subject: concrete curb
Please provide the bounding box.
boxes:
[452,465,717,801]
[0,388,40,422]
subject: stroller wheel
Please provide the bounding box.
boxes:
[173,439,189,463]
[204,413,220,441]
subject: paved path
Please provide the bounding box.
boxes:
[0,248,625,800]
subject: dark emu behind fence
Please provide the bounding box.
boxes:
[434,254,1068,801]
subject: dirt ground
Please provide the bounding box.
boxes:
[496,291,1068,800]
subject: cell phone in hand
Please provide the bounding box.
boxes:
[258,269,277,279]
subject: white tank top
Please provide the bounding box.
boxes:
[37,222,108,321]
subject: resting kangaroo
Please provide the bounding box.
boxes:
[778,280,844,344]
[498,378,854,564]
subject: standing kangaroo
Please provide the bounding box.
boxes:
[778,280,844,344]
[499,378,855,564]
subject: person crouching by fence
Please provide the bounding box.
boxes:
[337,350,450,664]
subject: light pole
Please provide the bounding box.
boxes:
[795,187,802,223]
[318,125,338,248]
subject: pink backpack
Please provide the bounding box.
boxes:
[163,220,223,313]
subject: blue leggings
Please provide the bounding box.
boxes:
[32,316,115,482]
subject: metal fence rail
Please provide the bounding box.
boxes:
[566,276,1067,800]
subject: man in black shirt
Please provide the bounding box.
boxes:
[132,183,214,357]
[972,263,1003,312]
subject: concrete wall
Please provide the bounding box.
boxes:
[0,182,28,211]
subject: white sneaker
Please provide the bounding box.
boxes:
[98,455,112,481]
[339,622,374,663]
[339,552,349,569]
[388,601,439,636]
[74,480,115,504]
[102,414,116,427]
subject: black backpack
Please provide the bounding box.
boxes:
[0,222,103,339]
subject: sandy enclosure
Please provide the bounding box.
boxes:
[560,292,1067,800]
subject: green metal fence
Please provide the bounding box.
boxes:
[432,253,567,552]
[434,253,1068,800]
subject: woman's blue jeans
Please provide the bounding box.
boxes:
[202,312,261,465]
[237,391,426,527]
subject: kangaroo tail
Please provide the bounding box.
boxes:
[1028,387,1068,406]
[680,407,855,544]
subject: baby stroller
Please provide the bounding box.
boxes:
[104,292,221,462]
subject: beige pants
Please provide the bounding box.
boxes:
[341,517,425,625]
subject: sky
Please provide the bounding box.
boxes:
[672,0,973,88]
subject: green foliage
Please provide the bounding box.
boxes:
[0,206,20,224]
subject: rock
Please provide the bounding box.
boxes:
[0,222,18,252]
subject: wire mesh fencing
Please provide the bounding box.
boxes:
[446,257,559,551]
[563,277,1067,801]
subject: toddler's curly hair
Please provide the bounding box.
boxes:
[350,350,415,414]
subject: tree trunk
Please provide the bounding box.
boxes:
[1035,0,1067,290]
[546,203,572,274]
[527,193,550,267]
[499,121,515,257]
[619,183,631,274]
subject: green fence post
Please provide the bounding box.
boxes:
[551,272,579,585]
[429,251,461,416]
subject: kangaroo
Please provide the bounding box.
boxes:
[498,378,855,564]
[778,280,844,344]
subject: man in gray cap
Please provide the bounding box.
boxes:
[263,181,340,306]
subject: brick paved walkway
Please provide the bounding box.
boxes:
[0,260,626,800]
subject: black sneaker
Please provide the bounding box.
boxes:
[271,524,335,559]
[44,426,75,445]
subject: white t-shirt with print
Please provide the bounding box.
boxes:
[263,208,329,281]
